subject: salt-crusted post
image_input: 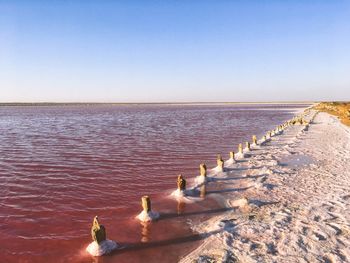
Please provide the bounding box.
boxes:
[200,163,207,177]
[236,143,245,159]
[177,174,186,191]
[252,135,257,146]
[245,141,251,151]
[195,163,208,185]
[86,216,118,256]
[91,216,106,244]
[238,143,243,155]
[136,195,160,222]
[216,154,224,172]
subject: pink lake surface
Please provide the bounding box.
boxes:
[0,104,309,262]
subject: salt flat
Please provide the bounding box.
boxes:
[180,110,350,263]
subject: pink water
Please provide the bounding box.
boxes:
[0,104,308,262]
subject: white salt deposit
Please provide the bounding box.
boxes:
[225,158,235,165]
[171,188,186,198]
[180,110,350,263]
[251,142,260,149]
[136,210,160,222]
[170,189,202,203]
[86,240,118,256]
[258,138,266,145]
[235,152,245,159]
[194,175,207,185]
[213,165,224,172]
[243,147,250,153]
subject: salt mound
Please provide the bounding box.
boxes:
[136,210,160,222]
[251,143,260,149]
[235,152,245,159]
[86,240,118,256]
[213,165,224,172]
[171,189,186,198]
[226,158,236,165]
[170,189,200,203]
[194,175,207,185]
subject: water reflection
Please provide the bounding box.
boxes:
[140,221,151,243]
[200,185,206,198]
[177,201,186,215]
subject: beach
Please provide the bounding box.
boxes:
[180,108,350,262]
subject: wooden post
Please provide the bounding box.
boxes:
[91,216,106,244]
[238,143,243,154]
[200,163,207,177]
[229,151,235,160]
[245,142,250,151]
[216,154,224,171]
[142,196,151,213]
[252,135,257,145]
[177,174,186,191]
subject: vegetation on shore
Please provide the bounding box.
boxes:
[314,102,350,126]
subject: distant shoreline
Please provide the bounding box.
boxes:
[0,102,316,107]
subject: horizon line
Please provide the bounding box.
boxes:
[0,101,321,106]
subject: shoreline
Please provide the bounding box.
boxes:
[179,107,350,262]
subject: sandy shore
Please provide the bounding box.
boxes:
[180,109,350,262]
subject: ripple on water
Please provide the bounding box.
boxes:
[0,104,309,262]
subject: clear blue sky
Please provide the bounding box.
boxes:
[0,0,349,102]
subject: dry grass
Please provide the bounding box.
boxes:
[314,102,350,126]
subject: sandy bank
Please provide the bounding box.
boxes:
[180,109,350,263]
[315,102,350,126]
